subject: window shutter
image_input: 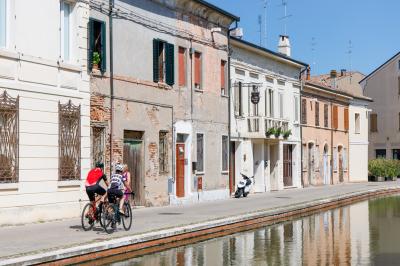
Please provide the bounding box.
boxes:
[221,61,226,90]
[100,21,106,72]
[194,52,201,86]
[315,102,319,126]
[88,19,94,71]
[332,105,338,129]
[234,83,239,116]
[344,108,349,130]
[165,42,175,86]
[153,39,160,83]
[301,99,307,124]
[178,47,185,87]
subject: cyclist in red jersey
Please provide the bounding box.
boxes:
[85,162,109,207]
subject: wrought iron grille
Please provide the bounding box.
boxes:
[0,90,19,183]
[59,100,81,181]
[92,126,105,167]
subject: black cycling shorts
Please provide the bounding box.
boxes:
[86,184,106,201]
[107,188,124,203]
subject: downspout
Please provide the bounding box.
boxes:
[330,101,333,184]
[299,66,308,188]
[227,20,238,194]
[109,0,114,174]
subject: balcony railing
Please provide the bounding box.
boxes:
[265,117,289,132]
[245,116,289,139]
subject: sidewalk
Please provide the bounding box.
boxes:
[1,181,400,264]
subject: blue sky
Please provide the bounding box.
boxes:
[208,0,400,75]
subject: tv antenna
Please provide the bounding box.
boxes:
[259,0,268,48]
[278,0,292,35]
[258,15,262,46]
[347,40,353,83]
[311,37,317,72]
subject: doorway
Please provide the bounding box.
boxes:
[323,144,329,185]
[123,130,144,206]
[283,144,293,187]
[176,143,185,198]
[338,146,344,182]
[308,143,314,185]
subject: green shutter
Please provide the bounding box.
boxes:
[165,43,175,86]
[153,39,160,83]
[100,21,106,72]
[88,19,94,71]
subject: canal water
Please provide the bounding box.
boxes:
[98,195,400,265]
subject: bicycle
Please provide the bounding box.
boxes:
[102,191,134,234]
[81,193,108,231]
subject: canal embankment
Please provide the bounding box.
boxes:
[1,181,400,265]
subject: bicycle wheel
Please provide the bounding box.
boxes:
[102,204,116,234]
[122,202,132,231]
[81,203,95,231]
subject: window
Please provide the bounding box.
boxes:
[268,89,274,117]
[393,149,400,160]
[250,72,259,79]
[370,113,377,132]
[194,51,202,90]
[333,147,338,172]
[294,96,299,122]
[196,133,204,172]
[277,80,285,86]
[59,100,81,181]
[324,104,328,127]
[159,131,168,173]
[235,68,245,76]
[153,39,174,85]
[344,108,349,131]
[61,2,71,61]
[0,0,6,48]
[222,136,228,172]
[279,93,284,119]
[0,91,18,183]
[88,19,106,72]
[315,102,320,127]
[332,105,338,129]
[355,113,360,134]
[376,149,386,159]
[265,76,274,83]
[251,85,259,116]
[234,81,243,116]
[91,127,105,167]
[221,60,227,96]
[178,47,186,87]
[301,99,307,124]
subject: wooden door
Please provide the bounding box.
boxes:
[176,144,185,197]
[123,140,144,205]
[283,144,293,187]
[229,142,236,194]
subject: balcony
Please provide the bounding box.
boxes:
[244,116,289,139]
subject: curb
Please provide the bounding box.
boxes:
[1,186,399,265]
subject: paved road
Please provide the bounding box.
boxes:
[1,181,399,260]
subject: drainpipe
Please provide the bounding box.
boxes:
[299,66,309,188]
[109,0,114,174]
[228,21,238,194]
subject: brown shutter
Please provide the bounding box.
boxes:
[301,99,307,124]
[324,104,328,127]
[178,47,185,87]
[315,102,319,126]
[344,108,349,130]
[194,52,201,88]
[332,105,338,129]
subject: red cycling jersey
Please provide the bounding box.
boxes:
[85,168,106,187]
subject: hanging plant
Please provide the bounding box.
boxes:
[266,127,275,137]
[274,127,282,138]
[282,129,292,139]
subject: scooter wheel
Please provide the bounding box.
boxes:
[234,189,243,198]
[243,192,248,197]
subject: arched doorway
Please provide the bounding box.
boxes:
[323,144,329,185]
[338,145,344,183]
[308,142,314,186]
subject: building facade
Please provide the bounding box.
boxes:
[89,0,238,206]
[230,37,307,193]
[360,52,400,160]
[0,0,90,225]
[301,81,350,186]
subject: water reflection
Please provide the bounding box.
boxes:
[109,195,400,266]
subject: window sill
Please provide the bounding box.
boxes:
[58,61,81,72]
[221,94,229,98]
[221,171,229,175]
[0,183,18,191]
[58,180,82,188]
[196,172,205,175]
[91,69,106,77]
[194,89,204,93]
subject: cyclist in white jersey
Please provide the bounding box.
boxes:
[107,164,128,214]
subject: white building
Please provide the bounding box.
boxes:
[0,0,90,225]
[229,37,307,193]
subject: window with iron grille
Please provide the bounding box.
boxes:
[222,135,228,172]
[196,133,204,172]
[159,131,168,173]
[301,99,307,124]
[0,91,19,183]
[59,100,81,181]
[91,126,105,167]
[324,104,328,127]
[315,102,319,126]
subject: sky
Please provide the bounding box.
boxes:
[207,0,400,75]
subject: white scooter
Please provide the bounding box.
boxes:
[234,173,254,198]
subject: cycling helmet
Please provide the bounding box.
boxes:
[115,163,123,172]
[95,162,104,169]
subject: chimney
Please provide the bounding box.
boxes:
[330,70,337,88]
[278,35,291,57]
[306,66,311,80]
[340,69,346,76]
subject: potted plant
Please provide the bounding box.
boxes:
[368,159,386,182]
[92,52,101,70]
[282,129,292,139]
[274,127,282,138]
[266,127,275,137]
